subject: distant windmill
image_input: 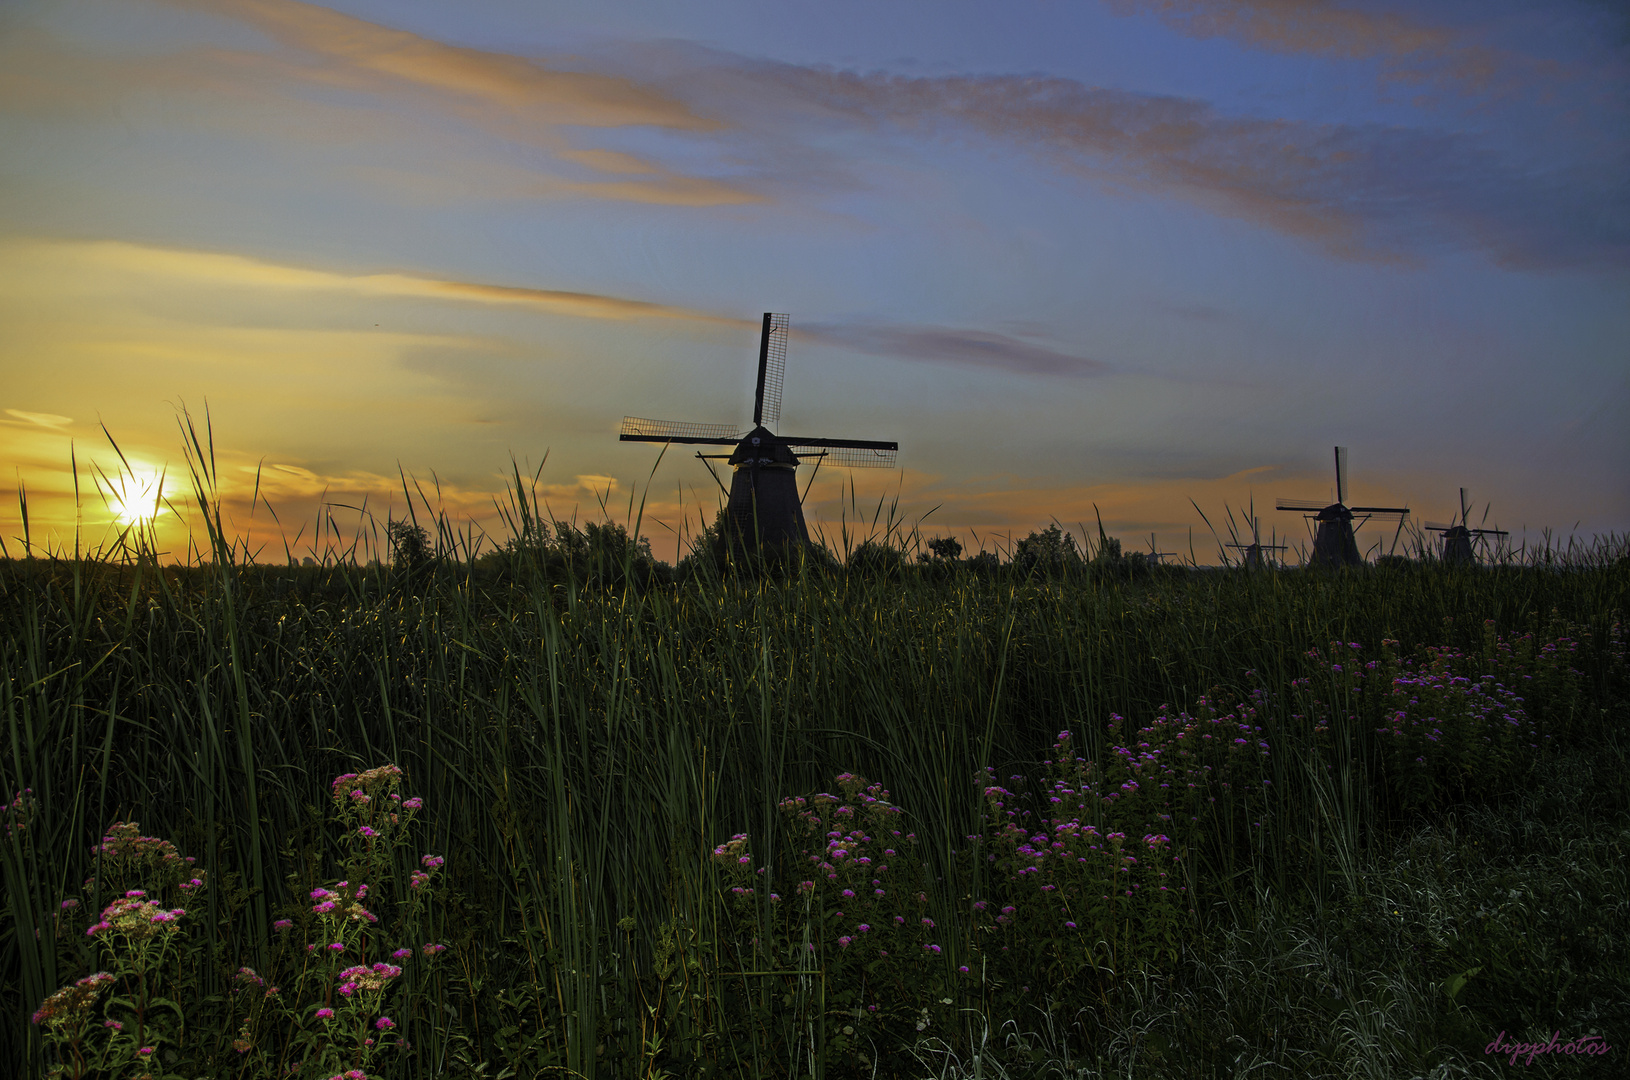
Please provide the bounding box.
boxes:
[1144,534,1179,566]
[619,313,898,553]
[1225,507,1288,570]
[1424,488,1508,566]
[1276,447,1410,567]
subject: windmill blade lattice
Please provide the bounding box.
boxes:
[619,312,897,467]
[619,417,743,443]
[754,313,788,427]
[788,443,898,469]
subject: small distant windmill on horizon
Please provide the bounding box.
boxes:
[1425,488,1508,566]
[618,313,898,554]
[1144,534,1179,566]
[1276,447,1411,567]
[1226,504,1288,569]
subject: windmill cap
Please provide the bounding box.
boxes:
[729,425,800,467]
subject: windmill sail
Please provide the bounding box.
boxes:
[1335,446,1347,506]
[787,442,898,469]
[754,313,788,427]
[619,417,743,443]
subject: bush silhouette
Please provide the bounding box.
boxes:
[387,520,433,573]
[847,538,906,578]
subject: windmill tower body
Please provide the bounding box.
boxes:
[1310,506,1362,567]
[1277,448,1409,568]
[618,313,897,557]
[1441,526,1475,565]
[726,427,810,549]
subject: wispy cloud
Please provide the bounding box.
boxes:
[166,0,715,130]
[1101,0,1522,91]
[804,324,1109,378]
[533,174,769,207]
[12,239,1127,379]
[4,409,74,429]
[4,0,765,207]
[12,3,1618,262]
[734,63,1629,268]
[4,238,750,327]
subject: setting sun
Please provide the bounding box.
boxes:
[101,470,169,528]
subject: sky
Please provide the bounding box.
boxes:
[1,0,1626,565]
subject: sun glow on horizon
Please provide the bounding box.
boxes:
[100,468,171,528]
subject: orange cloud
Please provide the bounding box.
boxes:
[543,175,771,207]
[2,238,749,327]
[167,0,719,130]
[558,149,659,175]
[4,6,763,208]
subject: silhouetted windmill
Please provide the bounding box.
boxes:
[1276,447,1410,567]
[1144,534,1179,566]
[1424,488,1508,566]
[619,313,898,553]
[1225,507,1288,569]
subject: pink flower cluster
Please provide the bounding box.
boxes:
[4,788,35,840]
[233,966,279,999]
[84,894,186,942]
[411,853,444,890]
[30,972,114,1026]
[82,821,204,897]
[723,775,940,963]
[330,765,403,802]
[336,961,403,997]
[308,882,378,924]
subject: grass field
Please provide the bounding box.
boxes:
[3,478,1626,1079]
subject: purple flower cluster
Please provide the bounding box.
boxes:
[975,747,1187,972]
[715,775,945,973]
[1300,631,1568,811]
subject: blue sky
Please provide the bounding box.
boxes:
[2,0,1625,563]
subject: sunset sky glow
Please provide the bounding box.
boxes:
[2,0,1626,564]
